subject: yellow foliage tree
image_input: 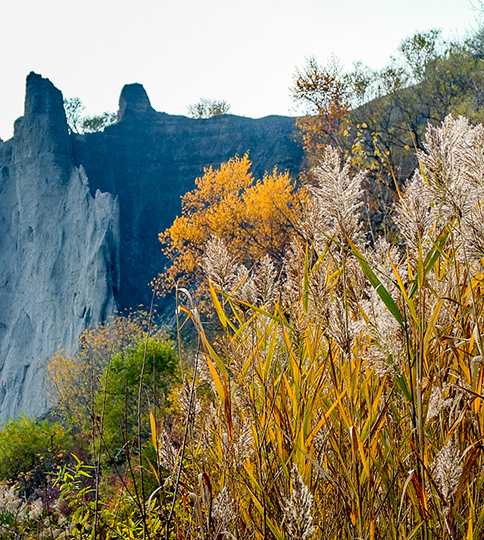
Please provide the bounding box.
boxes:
[46,314,147,428]
[157,154,303,299]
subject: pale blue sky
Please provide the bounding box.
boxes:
[0,0,480,140]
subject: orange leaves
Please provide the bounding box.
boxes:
[158,154,302,298]
[184,154,253,212]
[244,170,295,221]
[242,170,302,262]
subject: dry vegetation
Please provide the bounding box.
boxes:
[1,115,484,539]
[2,25,484,540]
[161,116,484,539]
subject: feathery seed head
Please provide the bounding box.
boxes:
[426,386,453,423]
[419,116,484,222]
[433,438,463,505]
[304,147,366,248]
[283,464,315,540]
[202,236,246,292]
[158,428,178,473]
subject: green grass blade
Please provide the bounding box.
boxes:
[347,236,404,328]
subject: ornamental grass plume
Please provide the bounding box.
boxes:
[0,484,26,519]
[247,254,279,309]
[419,116,484,222]
[202,236,246,294]
[283,464,315,540]
[433,438,463,507]
[360,239,406,377]
[281,239,307,318]
[158,428,178,474]
[28,498,44,521]
[394,170,434,260]
[309,146,366,248]
[419,116,484,262]
[211,486,234,528]
[425,385,453,422]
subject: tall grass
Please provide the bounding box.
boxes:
[165,116,484,539]
[5,115,483,539]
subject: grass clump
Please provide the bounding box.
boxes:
[162,115,484,539]
[3,115,484,539]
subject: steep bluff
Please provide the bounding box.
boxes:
[73,83,302,310]
[0,73,302,422]
[0,73,120,422]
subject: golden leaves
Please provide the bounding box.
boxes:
[158,155,302,301]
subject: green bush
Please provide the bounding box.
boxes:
[96,337,177,462]
[0,415,71,496]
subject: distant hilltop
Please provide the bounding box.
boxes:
[0,72,303,423]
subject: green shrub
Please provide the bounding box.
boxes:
[97,336,178,461]
[0,415,71,497]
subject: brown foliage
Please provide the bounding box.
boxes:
[292,56,351,174]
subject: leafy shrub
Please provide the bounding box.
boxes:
[0,416,71,497]
[97,336,177,461]
[187,98,231,118]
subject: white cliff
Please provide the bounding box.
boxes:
[0,73,119,422]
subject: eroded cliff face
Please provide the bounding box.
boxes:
[0,73,302,422]
[73,83,302,310]
[0,73,119,422]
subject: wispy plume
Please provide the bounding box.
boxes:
[235,254,279,309]
[202,236,246,293]
[419,116,484,222]
[361,239,405,377]
[212,486,234,526]
[327,296,357,356]
[283,464,315,540]
[394,171,434,259]
[308,146,366,248]
[433,438,463,506]
[0,485,27,523]
[426,386,453,423]
[158,428,178,473]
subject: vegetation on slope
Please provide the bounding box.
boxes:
[2,24,484,540]
[292,27,484,234]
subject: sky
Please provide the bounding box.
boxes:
[0,0,481,141]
